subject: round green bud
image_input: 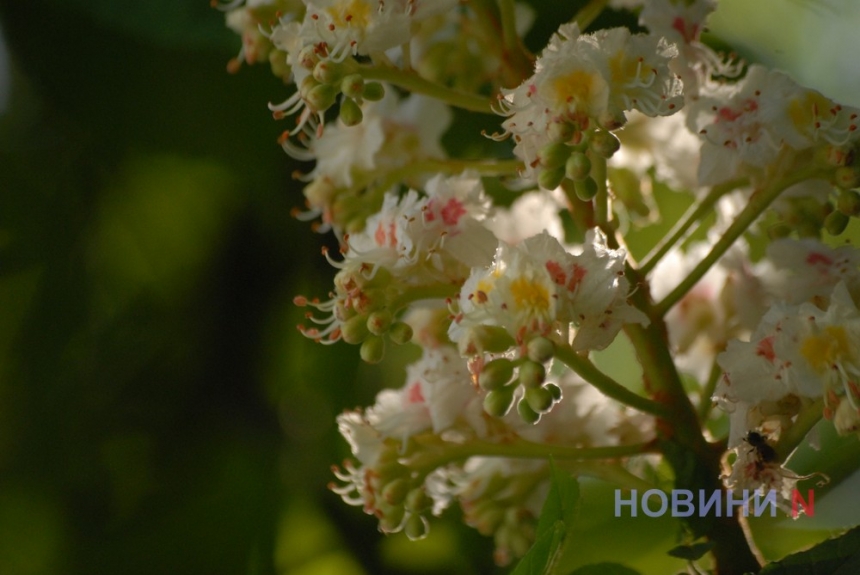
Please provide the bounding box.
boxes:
[478,358,516,391]
[338,96,363,127]
[767,223,793,240]
[565,151,592,181]
[341,313,370,344]
[299,74,321,98]
[268,49,291,80]
[538,166,566,190]
[825,210,850,235]
[388,321,413,345]
[590,131,621,158]
[404,514,429,541]
[517,398,541,424]
[574,176,599,201]
[525,386,554,413]
[378,504,405,533]
[405,488,432,513]
[545,382,562,402]
[816,144,854,167]
[836,166,860,189]
[313,60,344,85]
[483,386,515,417]
[526,337,554,363]
[297,45,319,70]
[539,142,572,170]
[306,83,337,112]
[518,360,546,389]
[382,478,409,506]
[457,325,515,356]
[362,82,385,101]
[547,121,575,143]
[360,335,386,364]
[341,74,365,98]
[838,189,860,216]
[367,309,393,335]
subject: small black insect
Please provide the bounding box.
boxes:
[744,431,777,464]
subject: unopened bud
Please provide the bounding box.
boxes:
[306,83,337,112]
[565,151,592,181]
[478,358,516,391]
[268,49,291,80]
[483,386,515,417]
[341,314,369,344]
[525,386,554,413]
[313,60,344,84]
[341,74,365,98]
[297,45,319,70]
[835,166,860,190]
[574,176,599,201]
[362,82,385,101]
[339,97,363,126]
[382,478,409,506]
[538,167,566,190]
[767,223,792,240]
[545,382,562,401]
[299,75,321,98]
[458,325,515,356]
[547,121,575,143]
[539,142,571,170]
[825,210,850,235]
[388,321,413,345]
[367,309,393,335]
[816,144,854,167]
[517,398,540,424]
[526,337,554,363]
[405,488,432,513]
[518,360,546,389]
[590,131,621,158]
[378,505,405,533]
[404,514,429,541]
[360,335,386,363]
[838,189,860,216]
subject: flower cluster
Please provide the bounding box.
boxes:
[223,0,860,570]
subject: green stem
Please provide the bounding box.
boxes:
[653,166,829,318]
[359,65,495,113]
[573,0,610,30]
[389,283,460,311]
[553,343,670,417]
[497,0,520,56]
[638,178,747,276]
[698,360,722,422]
[774,398,824,461]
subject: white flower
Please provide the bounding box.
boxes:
[764,238,860,306]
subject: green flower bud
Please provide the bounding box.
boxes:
[341,313,370,344]
[518,360,546,389]
[545,382,562,401]
[339,97,363,127]
[313,60,344,85]
[517,398,540,424]
[360,335,386,363]
[341,74,365,98]
[478,358,516,391]
[565,151,592,181]
[825,210,850,235]
[404,514,429,541]
[382,478,409,506]
[306,83,337,112]
[838,189,860,216]
[297,45,319,70]
[835,166,860,189]
[538,166,566,190]
[367,309,393,335]
[268,49,291,80]
[575,176,599,201]
[547,121,575,143]
[377,504,405,533]
[299,74,321,98]
[388,321,413,345]
[539,142,571,170]
[457,325,515,357]
[590,131,621,158]
[525,386,554,413]
[483,386,515,417]
[767,223,793,240]
[816,144,854,167]
[362,82,385,101]
[526,337,554,363]
[405,488,432,513]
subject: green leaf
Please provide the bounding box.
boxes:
[758,526,860,574]
[567,563,642,575]
[511,462,579,575]
[667,541,714,561]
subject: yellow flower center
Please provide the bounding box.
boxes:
[786,92,834,136]
[801,325,852,372]
[326,0,372,29]
[551,70,601,111]
[510,276,550,313]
